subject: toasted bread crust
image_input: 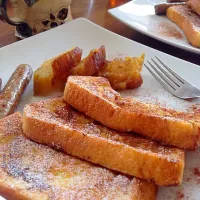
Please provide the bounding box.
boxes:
[0,113,156,200]
[71,46,106,76]
[23,98,184,186]
[64,76,200,150]
[34,47,82,96]
[52,47,82,86]
[167,5,200,48]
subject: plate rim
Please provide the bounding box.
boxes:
[0,17,200,200]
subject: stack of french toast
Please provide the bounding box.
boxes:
[0,46,199,200]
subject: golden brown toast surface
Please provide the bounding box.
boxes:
[167,5,200,48]
[34,45,144,95]
[23,97,184,186]
[71,46,106,76]
[98,55,144,91]
[0,113,156,200]
[34,47,82,96]
[52,47,82,86]
[64,76,200,150]
[188,0,200,15]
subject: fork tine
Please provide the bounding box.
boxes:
[147,61,177,90]
[151,58,180,87]
[155,56,185,84]
[144,63,175,93]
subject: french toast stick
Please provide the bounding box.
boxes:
[0,113,156,200]
[23,98,184,186]
[167,5,200,48]
[64,76,200,150]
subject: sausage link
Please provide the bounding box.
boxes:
[154,2,186,15]
[0,64,33,118]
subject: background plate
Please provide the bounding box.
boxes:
[108,0,200,55]
[0,18,200,200]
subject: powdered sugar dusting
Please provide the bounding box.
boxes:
[0,113,151,199]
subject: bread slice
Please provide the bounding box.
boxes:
[23,97,184,186]
[71,45,106,76]
[188,0,200,15]
[34,47,82,96]
[64,76,200,150]
[71,46,144,91]
[167,5,200,48]
[98,54,144,91]
[0,113,156,200]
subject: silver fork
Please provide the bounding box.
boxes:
[144,56,200,99]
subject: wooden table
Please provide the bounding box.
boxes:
[0,0,199,65]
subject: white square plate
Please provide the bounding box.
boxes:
[108,0,200,55]
[0,18,200,200]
